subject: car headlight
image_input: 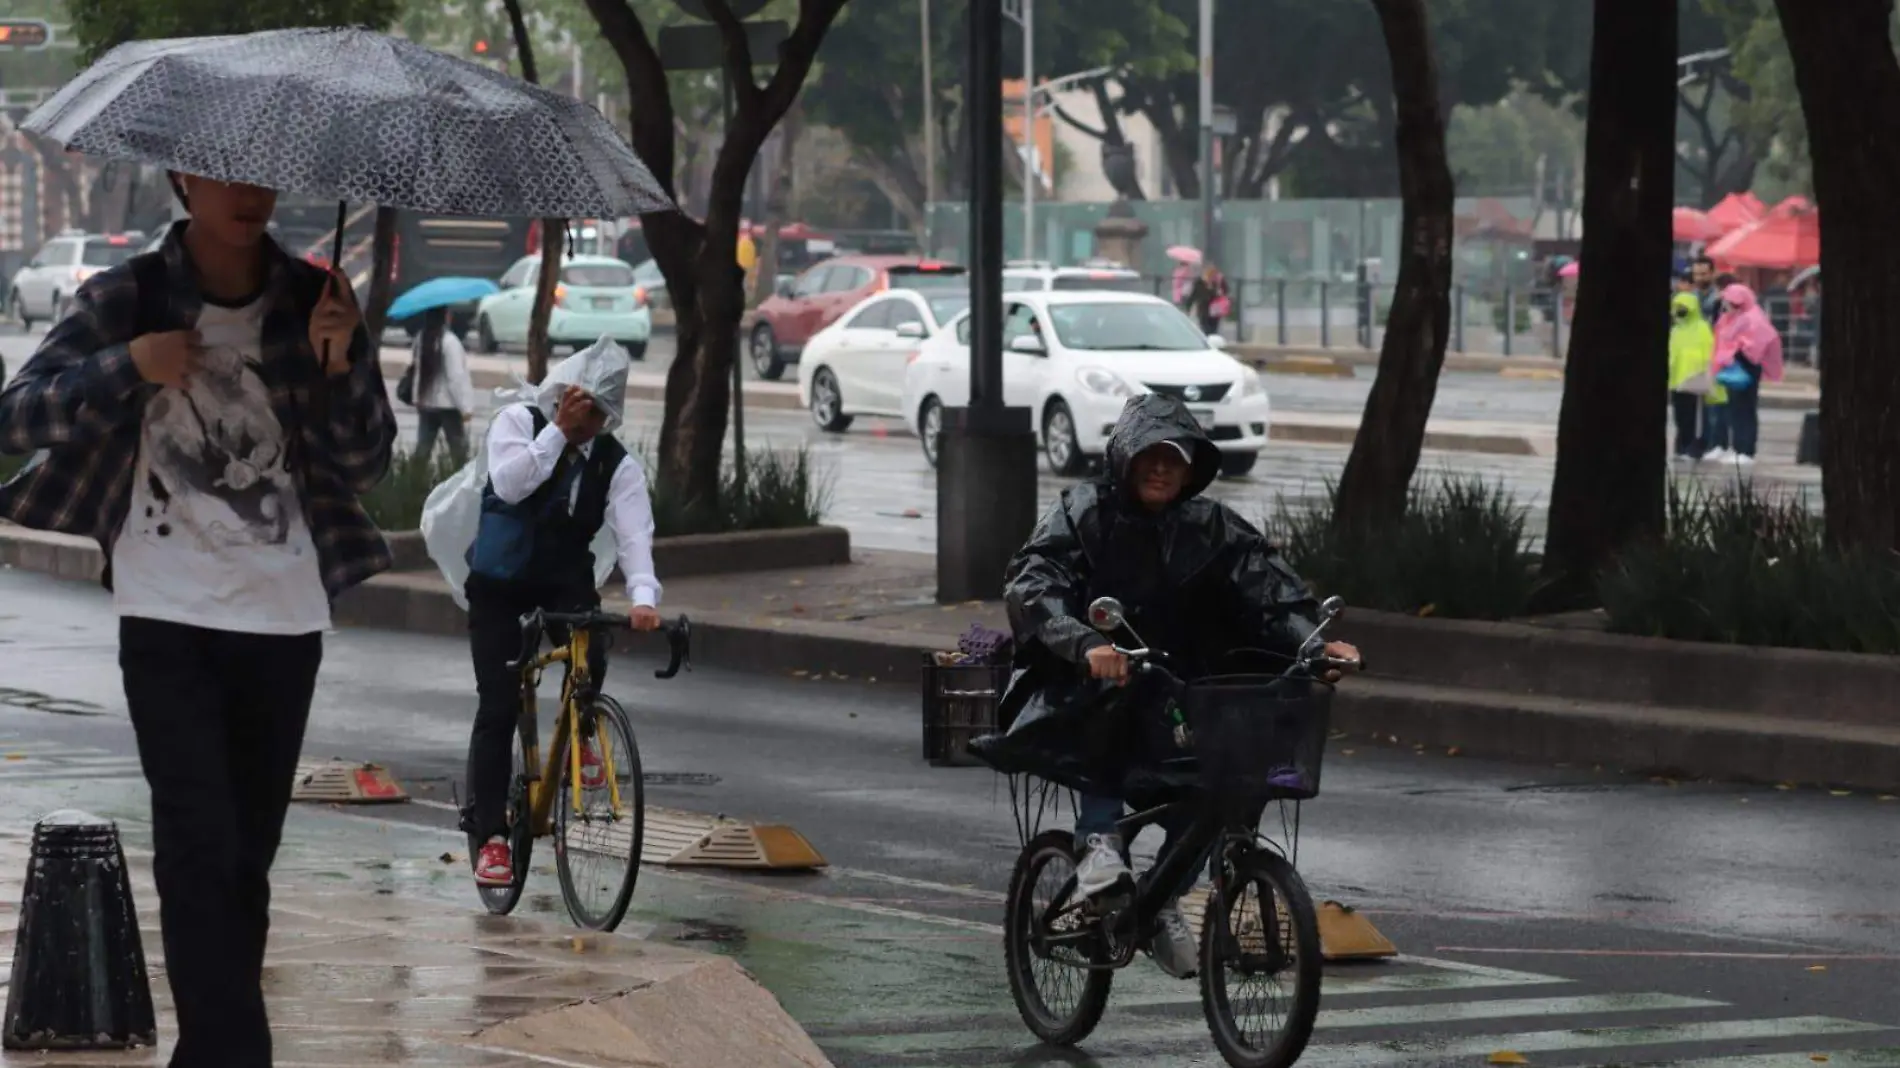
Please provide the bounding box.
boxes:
[1240,369,1266,397]
[1076,367,1133,397]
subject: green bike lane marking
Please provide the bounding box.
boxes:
[824,993,1725,1056]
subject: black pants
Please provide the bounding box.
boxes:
[464,573,604,840]
[119,618,322,1068]
[1671,391,1703,457]
[1729,383,1761,457]
[415,408,468,467]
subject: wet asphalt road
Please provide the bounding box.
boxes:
[1,325,1820,560]
[2,569,1897,1067]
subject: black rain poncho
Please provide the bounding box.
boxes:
[969,394,1321,796]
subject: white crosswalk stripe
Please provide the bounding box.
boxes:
[816,953,1900,1068]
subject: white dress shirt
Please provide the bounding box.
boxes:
[416,332,477,415]
[483,404,661,607]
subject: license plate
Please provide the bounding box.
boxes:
[1190,408,1217,427]
[592,296,615,310]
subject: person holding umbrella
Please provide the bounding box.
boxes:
[0,27,672,1065]
[389,277,495,466]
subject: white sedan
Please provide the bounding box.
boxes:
[796,288,970,431]
[901,291,1271,477]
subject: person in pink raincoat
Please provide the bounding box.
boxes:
[1710,282,1784,466]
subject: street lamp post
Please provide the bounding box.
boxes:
[936,0,1038,604]
[1198,0,1217,267]
[921,0,936,255]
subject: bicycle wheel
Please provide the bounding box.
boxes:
[1003,830,1114,1046]
[472,744,534,916]
[1199,848,1322,1068]
[553,694,645,931]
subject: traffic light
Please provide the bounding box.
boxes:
[0,20,52,49]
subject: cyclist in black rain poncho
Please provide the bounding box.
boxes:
[972,393,1358,979]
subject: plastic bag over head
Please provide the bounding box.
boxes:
[420,345,626,611]
[534,336,632,432]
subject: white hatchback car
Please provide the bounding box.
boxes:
[901,291,1270,476]
[796,287,970,431]
[7,231,144,328]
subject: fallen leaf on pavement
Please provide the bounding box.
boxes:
[1775,783,1794,791]
[1807,964,1827,972]
[1880,795,1897,802]
[791,669,809,677]
[1487,1052,1528,1066]
[790,579,806,587]
[1417,603,1437,617]
[439,852,458,864]
[3,754,22,761]
[902,508,922,518]
[1829,790,1851,797]
[1447,747,1462,757]
[1812,1055,1831,1063]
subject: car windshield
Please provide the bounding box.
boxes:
[562,262,636,287]
[889,267,966,292]
[1046,302,1209,351]
[632,260,663,285]
[928,295,969,323]
[1051,274,1146,294]
[81,239,139,268]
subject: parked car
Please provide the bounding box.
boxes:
[747,256,966,381]
[901,291,1270,475]
[1002,260,1148,294]
[796,288,971,431]
[474,254,653,358]
[7,231,144,328]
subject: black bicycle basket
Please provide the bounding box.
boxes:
[1183,674,1333,804]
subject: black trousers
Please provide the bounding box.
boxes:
[119,618,322,1068]
[464,572,604,840]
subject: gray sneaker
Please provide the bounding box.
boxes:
[1148,900,1199,979]
[1073,834,1134,899]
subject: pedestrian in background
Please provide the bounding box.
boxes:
[409,306,475,466]
[1712,282,1784,467]
[1668,291,1720,463]
[1184,263,1230,336]
[0,172,394,1064]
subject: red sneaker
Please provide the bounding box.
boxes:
[579,737,606,790]
[474,839,514,887]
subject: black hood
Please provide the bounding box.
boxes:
[1103,393,1222,502]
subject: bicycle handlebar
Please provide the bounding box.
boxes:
[506,608,693,679]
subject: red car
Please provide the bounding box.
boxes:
[747,256,966,380]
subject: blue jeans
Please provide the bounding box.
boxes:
[1076,794,1207,901]
[1703,403,1730,451]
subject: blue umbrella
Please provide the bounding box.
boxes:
[385,276,500,322]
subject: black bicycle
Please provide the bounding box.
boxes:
[1001,595,1354,1068]
[470,608,690,931]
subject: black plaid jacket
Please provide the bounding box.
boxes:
[0,222,396,599]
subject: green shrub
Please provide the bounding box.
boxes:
[1490,300,1533,334]
[1598,482,1900,653]
[642,441,833,537]
[358,446,461,531]
[1269,473,1536,620]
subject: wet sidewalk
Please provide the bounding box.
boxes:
[0,803,833,1068]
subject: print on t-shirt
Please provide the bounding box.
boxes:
[130,342,299,553]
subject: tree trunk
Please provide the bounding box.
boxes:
[1538,0,1676,601]
[503,0,562,387]
[584,0,847,524]
[1331,0,1456,532]
[362,206,400,345]
[1775,0,1900,551]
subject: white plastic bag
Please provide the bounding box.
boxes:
[420,338,626,611]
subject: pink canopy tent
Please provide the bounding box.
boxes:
[1673,206,1726,243]
[1705,192,1767,233]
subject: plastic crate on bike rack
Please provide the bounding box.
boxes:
[1183,674,1332,804]
[921,656,1011,767]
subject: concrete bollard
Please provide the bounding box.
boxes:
[2,811,157,1051]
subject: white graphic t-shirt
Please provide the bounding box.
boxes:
[112,297,332,634]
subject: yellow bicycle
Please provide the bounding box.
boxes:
[471,607,690,930]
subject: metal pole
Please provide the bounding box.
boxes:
[724,72,747,495]
[1197,0,1216,265]
[1022,0,1034,262]
[921,0,936,256]
[970,0,1004,410]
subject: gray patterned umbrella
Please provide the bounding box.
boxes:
[21,27,673,223]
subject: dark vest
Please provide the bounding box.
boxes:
[466,405,626,590]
